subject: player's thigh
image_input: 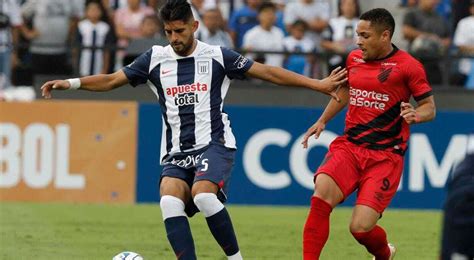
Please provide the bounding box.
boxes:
[160,165,193,203]
[314,139,360,205]
[314,174,344,207]
[356,154,403,214]
[191,144,235,198]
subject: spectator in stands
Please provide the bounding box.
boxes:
[198,8,233,48]
[283,0,332,50]
[124,15,167,64]
[76,0,114,76]
[453,0,474,89]
[283,19,314,76]
[402,0,451,85]
[321,0,360,71]
[0,0,23,90]
[114,0,155,67]
[228,0,261,48]
[21,0,83,76]
[243,2,284,67]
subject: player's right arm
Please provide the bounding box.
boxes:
[301,85,349,148]
[41,70,129,99]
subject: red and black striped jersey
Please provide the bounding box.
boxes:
[344,45,432,155]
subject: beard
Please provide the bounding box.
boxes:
[171,39,194,56]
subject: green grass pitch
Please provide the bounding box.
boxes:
[0,202,441,259]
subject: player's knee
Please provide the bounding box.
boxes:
[193,193,224,217]
[349,219,375,233]
[160,195,186,220]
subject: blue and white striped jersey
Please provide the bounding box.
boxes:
[123,40,254,163]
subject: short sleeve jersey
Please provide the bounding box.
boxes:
[344,45,432,155]
[123,40,254,163]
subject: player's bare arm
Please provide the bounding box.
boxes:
[400,95,436,125]
[245,61,347,101]
[41,70,130,99]
[301,85,349,148]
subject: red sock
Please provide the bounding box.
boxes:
[303,196,333,260]
[351,225,391,260]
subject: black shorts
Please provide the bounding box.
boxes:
[160,143,235,217]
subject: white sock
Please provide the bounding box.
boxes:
[228,251,243,260]
[159,195,186,220]
[193,193,224,217]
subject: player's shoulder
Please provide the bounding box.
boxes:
[150,45,171,58]
[392,48,423,67]
[347,49,365,65]
[195,40,223,58]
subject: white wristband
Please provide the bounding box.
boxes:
[66,78,81,90]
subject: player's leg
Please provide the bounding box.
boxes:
[303,174,344,260]
[349,152,403,260]
[191,144,241,260]
[160,171,196,259]
[303,138,360,260]
[349,205,393,260]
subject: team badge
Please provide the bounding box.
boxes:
[197,61,209,74]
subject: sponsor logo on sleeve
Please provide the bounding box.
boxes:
[234,55,249,69]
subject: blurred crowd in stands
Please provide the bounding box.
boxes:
[0,0,473,99]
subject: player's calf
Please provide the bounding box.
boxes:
[160,195,197,260]
[193,193,242,259]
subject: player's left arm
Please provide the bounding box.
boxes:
[400,95,436,125]
[245,61,347,101]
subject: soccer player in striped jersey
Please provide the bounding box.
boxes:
[301,8,436,260]
[40,0,347,259]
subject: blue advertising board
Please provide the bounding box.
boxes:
[136,104,474,209]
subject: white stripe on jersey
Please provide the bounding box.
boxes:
[124,40,253,163]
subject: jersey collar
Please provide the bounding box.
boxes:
[373,44,399,61]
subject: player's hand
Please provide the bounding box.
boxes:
[301,120,326,149]
[319,66,347,102]
[400,102,419,124]
[40,80,71,99]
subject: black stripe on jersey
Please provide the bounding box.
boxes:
[177,57,196,151]
[350,117,403,144]
[346,102,401,138]
[150,64,173,154]
[414,91,433,101]
[210,59,225,144]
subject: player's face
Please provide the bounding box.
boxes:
[356,20,390,61]
[164,19,198,56]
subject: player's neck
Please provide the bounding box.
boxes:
[376,44,394,60]
[181,40,198,57]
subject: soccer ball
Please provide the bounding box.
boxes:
[112,251,144,260]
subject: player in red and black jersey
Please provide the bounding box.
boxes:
[301,8,436,260]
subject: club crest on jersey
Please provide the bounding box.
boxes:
[378,68,392,83]
[197,61,209,74]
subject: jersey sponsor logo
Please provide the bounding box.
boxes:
[197,49,215,56]
[166,83,208,97]
[234,55,249,69]
[166,153,203,168]
[352,57,365,63]
[166,83,209,107]
[175,93,199,106]
[381,62,397,66]
[349,87,390,110]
